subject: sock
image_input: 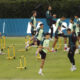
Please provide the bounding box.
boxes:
[52,48,54,51]
[39,68,42,73]
[27,41,29,44]
[0,50,1,53]
[72,65,76,68]
[35,50,39,56]
[64,44,67,48]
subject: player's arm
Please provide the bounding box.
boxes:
[73,25,76,32]
[46,11,53,19]
[30,17,34,27]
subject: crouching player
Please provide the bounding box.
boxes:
[67,28,77,71]
[38,33,51,75]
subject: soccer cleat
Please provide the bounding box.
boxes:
[64,47,67,51]
[38,72,44,76]
[71,67,77,72]
[51,49,57,52]
[75,49,79,54]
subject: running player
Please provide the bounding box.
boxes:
[38,33,51,75]
[52,16,66,52]
[66,28,77,71]
[74,15,80,52]
[30,10,37,36]
[25,24,44,50]
[46,6,56,39]
[69,18,76,33]
[35,24,45,55]
[69,18,79,53]
[25,11,37,48]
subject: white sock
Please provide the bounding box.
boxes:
[64,44,67,48]
[52,48,54,51]
[72,65,76,68]
[39,68,42,73]
[0,50,1,53]
[36,50,39,55]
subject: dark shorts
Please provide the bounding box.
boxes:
[39,50,46,60]
[78,32,80,37]
[31,31,36,36]
[55,33,64,39]
[37,39,41,46]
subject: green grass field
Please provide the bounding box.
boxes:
[0,37,80,80]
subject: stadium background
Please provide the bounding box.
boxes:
[0,18,71,36]
[0,0,80,36]
[0,0,80,18]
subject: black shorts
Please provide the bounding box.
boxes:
[78,32,80,37]
[55,33,63,39]
[31,31,36,36]
[39,50,46,60]
[37,39,41,46]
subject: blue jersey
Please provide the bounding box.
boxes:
[67,33,77,47]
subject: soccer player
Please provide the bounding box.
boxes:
[46,6,56,39]
[35,24,44,55]
[38,33,51,75]
[30,10,37,36]
[66,28,77,71]
[74,15,80,32]
[25,24,44,50]
[25,11,37,48]
[69,18,79,53]
[74,15,80,52]
[52,16,66,52]
[69,18,76,33]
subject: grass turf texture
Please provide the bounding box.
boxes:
[0,37,80,80]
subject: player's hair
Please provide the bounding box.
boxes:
[61,16,65,18]
[32,10,36,14]
[74,13,79,17]
[45,32,50,36]
[48,5,51,9]
[70,18,74,21]
[67,28,71,31]
[40,23,44,26]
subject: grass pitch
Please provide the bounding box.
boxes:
[0,37,80,80]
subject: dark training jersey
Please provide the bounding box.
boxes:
[30,16,36,30]
[67,33,77,47]
[46,10,56,26]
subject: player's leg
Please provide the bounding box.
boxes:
[50,26,53,39]
[68,47,76,71]
[52,36,58,52]
[64,37,68,51]
[35,39,41,56]
[25,37,36,50]
[38,50,46,75]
